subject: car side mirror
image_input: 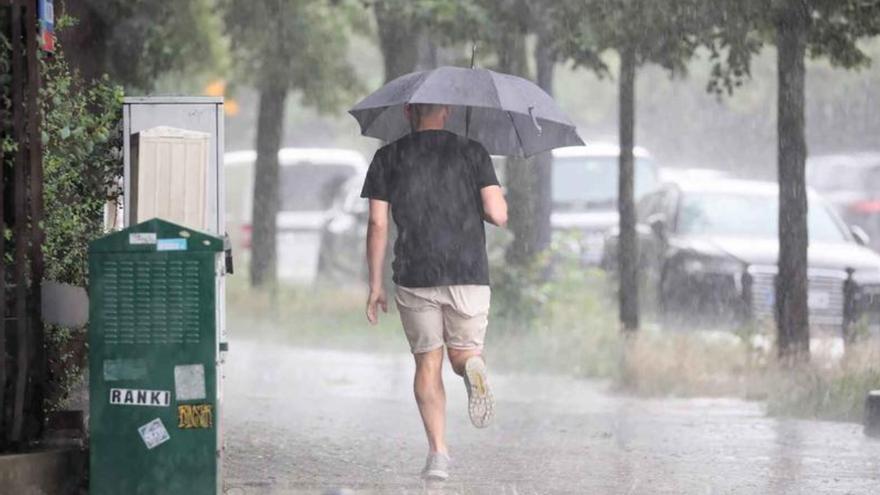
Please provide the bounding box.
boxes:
[647,213,668,241]
[852,225,871,246]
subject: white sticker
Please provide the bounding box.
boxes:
[129,233,157,245]
[138,418,170,450]
[109,388,171,407]
[157,238,187,251]
[174,364,206,401]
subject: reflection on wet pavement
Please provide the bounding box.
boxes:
[223,341,880,494]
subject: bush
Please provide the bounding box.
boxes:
[40,38,123,409]
[487,234,622,376]
[41,31,124,286]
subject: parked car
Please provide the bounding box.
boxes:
[551,143,659,264]
[807,152,880,251]
[603,177,880,331]
[224,148,367,284]
[317,175,369,285]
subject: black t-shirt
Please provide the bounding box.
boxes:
[360,130,500,288]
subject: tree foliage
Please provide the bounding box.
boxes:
[366,0,491,82]
[58,0,224,90]
[368,0,489,46]
[223,0,362,106]
[713,0,880,76]
[548,0,709,74]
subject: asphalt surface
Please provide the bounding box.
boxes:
[222,341,880,494]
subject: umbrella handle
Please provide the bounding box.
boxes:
[529,106,543,136]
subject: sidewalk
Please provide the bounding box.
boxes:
[223,341,880,494]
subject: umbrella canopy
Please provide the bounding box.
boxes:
[349,66,584,157]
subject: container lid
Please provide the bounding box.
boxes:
[89,218,223,253]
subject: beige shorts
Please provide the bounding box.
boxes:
[395,285,491,354]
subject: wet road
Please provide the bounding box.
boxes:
[223,341,880,494]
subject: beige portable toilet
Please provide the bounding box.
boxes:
[130,126,211,231]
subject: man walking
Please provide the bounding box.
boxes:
[361,103,508,481]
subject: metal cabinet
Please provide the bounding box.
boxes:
[88,219,224,495]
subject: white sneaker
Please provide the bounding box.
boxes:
[421,451,450,480]
[464,356,494,428]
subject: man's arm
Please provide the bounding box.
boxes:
[365,199,390,324]
[481,185,508,227]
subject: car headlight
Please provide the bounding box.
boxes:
[681,256,743,275]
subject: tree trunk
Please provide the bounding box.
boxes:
[531,33,555,255]
[618,46,639,332]
[501,29,542,265]
[374,3,420,83]
[775,1,810,362]
[249,81,287,288]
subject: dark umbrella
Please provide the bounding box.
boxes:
[349,66,584,157]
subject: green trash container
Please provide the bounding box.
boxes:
[89,218,224,495]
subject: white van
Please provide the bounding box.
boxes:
[551,143,658,264]
[225,148,368,284]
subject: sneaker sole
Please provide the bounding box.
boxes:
[465,357,494,428]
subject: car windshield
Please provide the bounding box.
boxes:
[279,163,356,212]
[552,156,657,209]
[678,192,847,242]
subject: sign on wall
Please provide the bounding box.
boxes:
[38,0,54,52]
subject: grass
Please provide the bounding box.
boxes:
[226,276,404,352]
[763,344,880,423]
[616,328,765,398]
[616,325,880,423]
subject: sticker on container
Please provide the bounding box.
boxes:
[129,233,157,245]
[178,404,213,429]
[138,418,170,450]
[157,238,187,251]
[174,364,206,401]
[103,358,148,381]
[110,388,171,407]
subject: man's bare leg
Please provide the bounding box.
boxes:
[414,348,447,453]
[447,348,481,376]
[448,347,494,428]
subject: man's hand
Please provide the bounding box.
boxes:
[366,287,388,325]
